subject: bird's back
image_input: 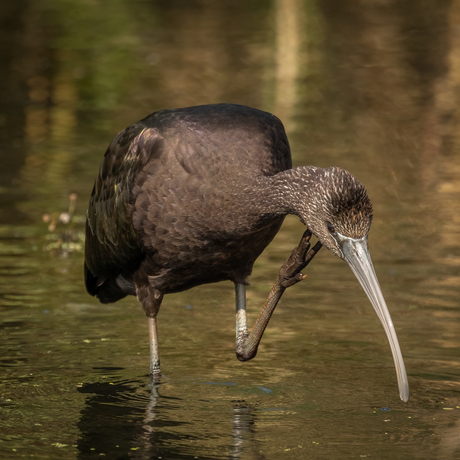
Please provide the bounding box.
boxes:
[85,104,292,303]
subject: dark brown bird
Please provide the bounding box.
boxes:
[84,103,409,402]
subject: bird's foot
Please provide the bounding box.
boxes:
[278,230,322,288]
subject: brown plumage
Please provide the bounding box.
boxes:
[85,104,293,301]
[84,103,409,402]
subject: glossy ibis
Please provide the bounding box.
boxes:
[84,103,409,402]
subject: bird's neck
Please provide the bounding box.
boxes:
[247,166,320,222]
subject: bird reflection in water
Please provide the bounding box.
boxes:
[84,104,409,402]
[77,376,267,459]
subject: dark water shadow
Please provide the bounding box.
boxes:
[76,370,270,460]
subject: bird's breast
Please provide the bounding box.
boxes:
[135,205,284,293]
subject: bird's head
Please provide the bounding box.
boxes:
[294,166,409,402]
[297,167,373,258]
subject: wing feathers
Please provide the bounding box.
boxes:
[84,124,164,299]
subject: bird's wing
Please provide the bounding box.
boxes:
[84,122,164,296]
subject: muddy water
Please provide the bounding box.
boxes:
[1,0,460,459]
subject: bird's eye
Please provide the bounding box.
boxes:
[327,222,335,233]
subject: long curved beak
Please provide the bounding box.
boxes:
[337,234,409,402]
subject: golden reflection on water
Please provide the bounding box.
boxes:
[0,0,460,459]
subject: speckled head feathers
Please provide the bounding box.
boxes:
[291,166,373,256]
[319,167,373,237]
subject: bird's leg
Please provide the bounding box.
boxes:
[235,230,322,361]
[137,285,164,380]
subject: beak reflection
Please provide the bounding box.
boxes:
[337,234,409,402]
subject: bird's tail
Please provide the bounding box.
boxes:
[84,263,128,304]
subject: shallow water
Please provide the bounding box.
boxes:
[1,0,460,459]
